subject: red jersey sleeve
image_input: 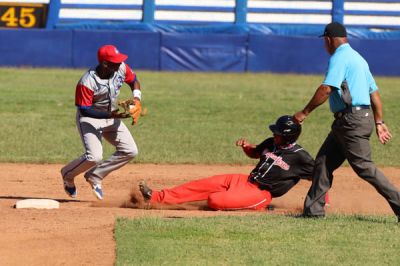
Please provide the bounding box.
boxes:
[124,63,137,84]
[75,84,94,107]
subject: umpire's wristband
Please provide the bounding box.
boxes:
[375,121,385,126]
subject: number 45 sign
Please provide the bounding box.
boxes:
[0,3,47,28]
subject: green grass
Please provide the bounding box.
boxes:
[2,68,399,264]
[115,215,400,265]
[0,68,399,165]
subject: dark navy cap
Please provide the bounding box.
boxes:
[319,22,347,37]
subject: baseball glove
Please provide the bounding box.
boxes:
[118,99,146,125]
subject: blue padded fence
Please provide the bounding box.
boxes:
[161,33,248,72]
[72,30,160,70]
[0,29,73,67]
[247,35,330,74]
[1,28,400,76]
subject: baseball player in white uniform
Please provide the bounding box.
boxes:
[61,45,142,200]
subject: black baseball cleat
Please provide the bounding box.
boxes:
[300,213,326,219]
[266,204,275,211]
[139,180,152,201]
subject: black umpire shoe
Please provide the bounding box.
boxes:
[139,180,152,201]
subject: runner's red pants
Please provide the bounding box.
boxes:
[150,174,272,211]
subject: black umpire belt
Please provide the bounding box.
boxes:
[334,105,370,119]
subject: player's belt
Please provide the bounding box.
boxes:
[248,175,269,190]
[334,105,370,119]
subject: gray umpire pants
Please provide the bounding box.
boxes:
[61,112,138,186]
[303,108,400,217]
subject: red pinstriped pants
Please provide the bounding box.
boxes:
[150,174,272,211]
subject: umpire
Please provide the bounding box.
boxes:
[293,22,400,220]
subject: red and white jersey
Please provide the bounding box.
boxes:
[75,63,136,112]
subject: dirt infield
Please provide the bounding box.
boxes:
[1,163,399,265]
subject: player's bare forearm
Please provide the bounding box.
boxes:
[370,90,392,144]
[242,146,259,159]
[294,84,332,123]
[129,80,141,93]
[235,138,260,159]
[303,84,332,114]
[370,91,384,123]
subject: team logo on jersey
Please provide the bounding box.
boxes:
[265,152,290,170]
[114,75,124,91]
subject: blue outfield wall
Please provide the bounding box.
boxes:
[0,29,160,69]
[0,29,73,68]
[248,35,330,74]
[1,29,400,76]
[349,39,400,77]
[161,33,248,72]
[72,30,160,69]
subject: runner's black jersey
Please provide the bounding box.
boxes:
[249,138,315,198]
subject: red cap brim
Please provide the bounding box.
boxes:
[106,53,128,63]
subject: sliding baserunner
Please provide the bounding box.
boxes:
[136,115,329,211]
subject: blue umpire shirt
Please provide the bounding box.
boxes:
[322,43,378,113]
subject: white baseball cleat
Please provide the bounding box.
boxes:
[87,180,103,200]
